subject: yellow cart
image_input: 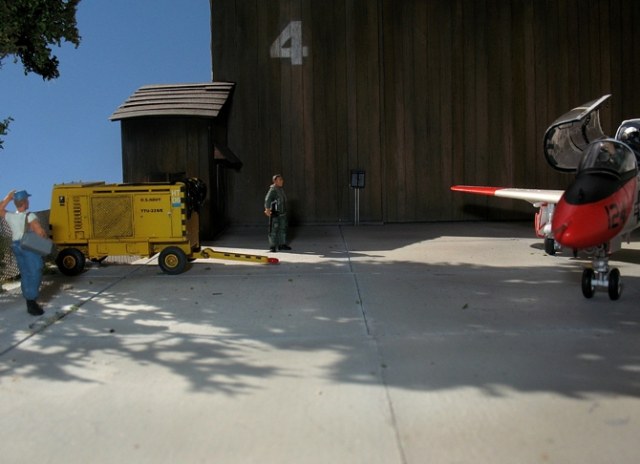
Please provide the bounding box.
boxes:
[49,180,277,275]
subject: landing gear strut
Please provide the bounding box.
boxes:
[580,244,622,300]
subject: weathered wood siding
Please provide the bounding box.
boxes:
[120,117,222,238]
[211,0,640,225]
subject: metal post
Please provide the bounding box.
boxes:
[354,189,360,226]
[350,169,365,226]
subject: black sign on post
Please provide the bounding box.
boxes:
[350,170,366,189]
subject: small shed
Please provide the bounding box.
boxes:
[110,82,239,239]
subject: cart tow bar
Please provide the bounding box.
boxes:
[195,247,279,264]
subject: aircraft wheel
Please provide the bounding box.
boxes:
[581,268,595,299]
[56,248,86,276]
[608,268,622,301]
[158,247,188,275]
[544,238,556,255]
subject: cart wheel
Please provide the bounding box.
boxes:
[56,248,86,276]
[158,247,188,275]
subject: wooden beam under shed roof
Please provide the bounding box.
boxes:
[110,82,235,121]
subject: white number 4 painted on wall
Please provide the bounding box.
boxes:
[270,21,309,66]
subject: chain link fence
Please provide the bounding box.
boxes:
[0,217,19,281]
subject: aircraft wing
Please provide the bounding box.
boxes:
[451,186,564,205]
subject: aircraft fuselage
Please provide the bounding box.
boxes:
[553,173,638,249]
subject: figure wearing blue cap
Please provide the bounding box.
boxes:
[0,189,47,315]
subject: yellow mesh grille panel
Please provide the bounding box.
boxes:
[91,196,133,238]
[72,197,83,232]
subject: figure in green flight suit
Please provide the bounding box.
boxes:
[263,174,291,252]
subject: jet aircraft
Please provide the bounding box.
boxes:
[452,95,640,300]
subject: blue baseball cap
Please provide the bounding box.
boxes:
[14,190,31,201]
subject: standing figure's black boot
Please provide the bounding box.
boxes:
[27,300,44,316]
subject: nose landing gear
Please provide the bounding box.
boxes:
[581,245,622,300]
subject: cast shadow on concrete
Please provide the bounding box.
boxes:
[1,224,639,401]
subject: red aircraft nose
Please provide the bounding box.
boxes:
[552,182,635,249]
[552,199,615,249]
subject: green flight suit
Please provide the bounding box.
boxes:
[264,184,288,248]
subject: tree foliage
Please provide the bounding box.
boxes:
[0,117,13,149]
[0,0,81,147]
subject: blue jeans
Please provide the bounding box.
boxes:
[11,241,43,300]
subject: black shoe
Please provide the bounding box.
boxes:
[27,300,44,316]
[269,246,277,252]
[279,244,292,250]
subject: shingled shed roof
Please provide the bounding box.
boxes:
[110,82,235,121]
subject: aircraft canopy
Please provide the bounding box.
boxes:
[578,139,638,175]
[543,95,610,172]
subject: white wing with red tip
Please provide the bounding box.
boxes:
[451,186,564,204]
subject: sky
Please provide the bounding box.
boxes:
[0,0,212,211]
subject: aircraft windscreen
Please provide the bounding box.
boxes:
[543,95,610,172]
[578,140,638,175]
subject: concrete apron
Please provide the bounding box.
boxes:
[1,222,639,463]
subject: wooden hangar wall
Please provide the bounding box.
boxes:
[210,0,640,225]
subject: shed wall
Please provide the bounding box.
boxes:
[120,117,222,238]
[211,0,640,225]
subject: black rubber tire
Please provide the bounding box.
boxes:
[608,268,622,301]
[55,248,86,276]
[581,268,595,299]
[158,247,188,275]
[544,238,556,255]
